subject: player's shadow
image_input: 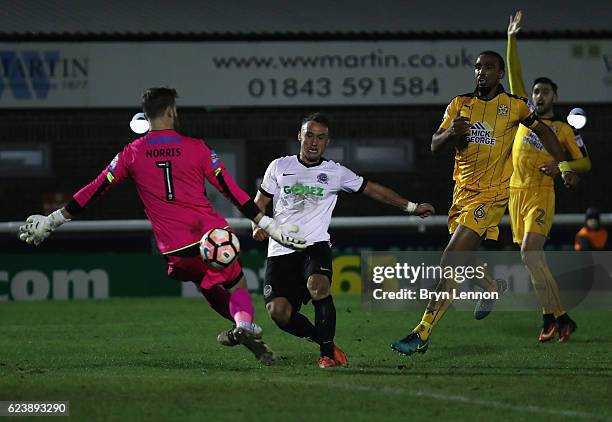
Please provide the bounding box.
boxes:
[433,344,500,357]
[564,337,612,344]
[307,364,612,379]
[392,368,612,378]
[55,356,238,371]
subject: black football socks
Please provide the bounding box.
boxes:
[279,312,318,342]
[313,295,337,358]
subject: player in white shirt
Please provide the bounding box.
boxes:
[251,113,435,368]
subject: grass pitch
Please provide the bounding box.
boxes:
[1,296,611,421]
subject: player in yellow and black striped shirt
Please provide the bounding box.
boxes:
[392,50,575,357]
[440,84,538,241]
[507,10,591,343]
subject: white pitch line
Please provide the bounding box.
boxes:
[274,377,611,421]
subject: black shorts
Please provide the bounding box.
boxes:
[263,241,333,312]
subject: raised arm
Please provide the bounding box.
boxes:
[507,11,528,98]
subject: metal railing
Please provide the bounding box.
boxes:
[1,214,608,234]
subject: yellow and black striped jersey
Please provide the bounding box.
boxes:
[511,118,587,189]
[440,85,538,193]
[506,34,589,189]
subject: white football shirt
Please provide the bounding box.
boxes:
[259,155,366,257]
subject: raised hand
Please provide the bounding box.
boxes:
[508,10,523,36]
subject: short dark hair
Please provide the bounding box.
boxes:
[532,77,558,94]
[301,112,330,129]
[141,87,178,119]
[586,207,600,220]
[478,50,505,71]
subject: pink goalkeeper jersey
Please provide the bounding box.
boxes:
[71,129,251,254]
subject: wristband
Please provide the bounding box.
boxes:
[404,201,418,214]
[257,215,272,229]
[558,161,572,172]
[49,209,70,227]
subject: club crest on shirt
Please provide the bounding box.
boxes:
[316,173,328,184]
[497,104,509,116]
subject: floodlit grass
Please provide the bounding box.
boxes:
[1,296,611,421]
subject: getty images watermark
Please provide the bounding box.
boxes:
[371,262,496,302]
[360,251,612,311]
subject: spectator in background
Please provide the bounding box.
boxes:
[575,208,608,250]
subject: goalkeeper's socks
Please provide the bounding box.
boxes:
[279,312,318,342]
[199,284,233,322]
[313,295,337,358]
[229,287,254,328]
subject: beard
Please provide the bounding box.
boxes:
[476,84,493,97]
[536,104,553,116]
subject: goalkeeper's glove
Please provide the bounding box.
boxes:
[257,216,306,250]
[18,210,70,246]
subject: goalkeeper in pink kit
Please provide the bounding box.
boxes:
[18,87,306,365]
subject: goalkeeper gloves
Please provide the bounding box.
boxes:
[18,210,70,246]
[257,216,306,250]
